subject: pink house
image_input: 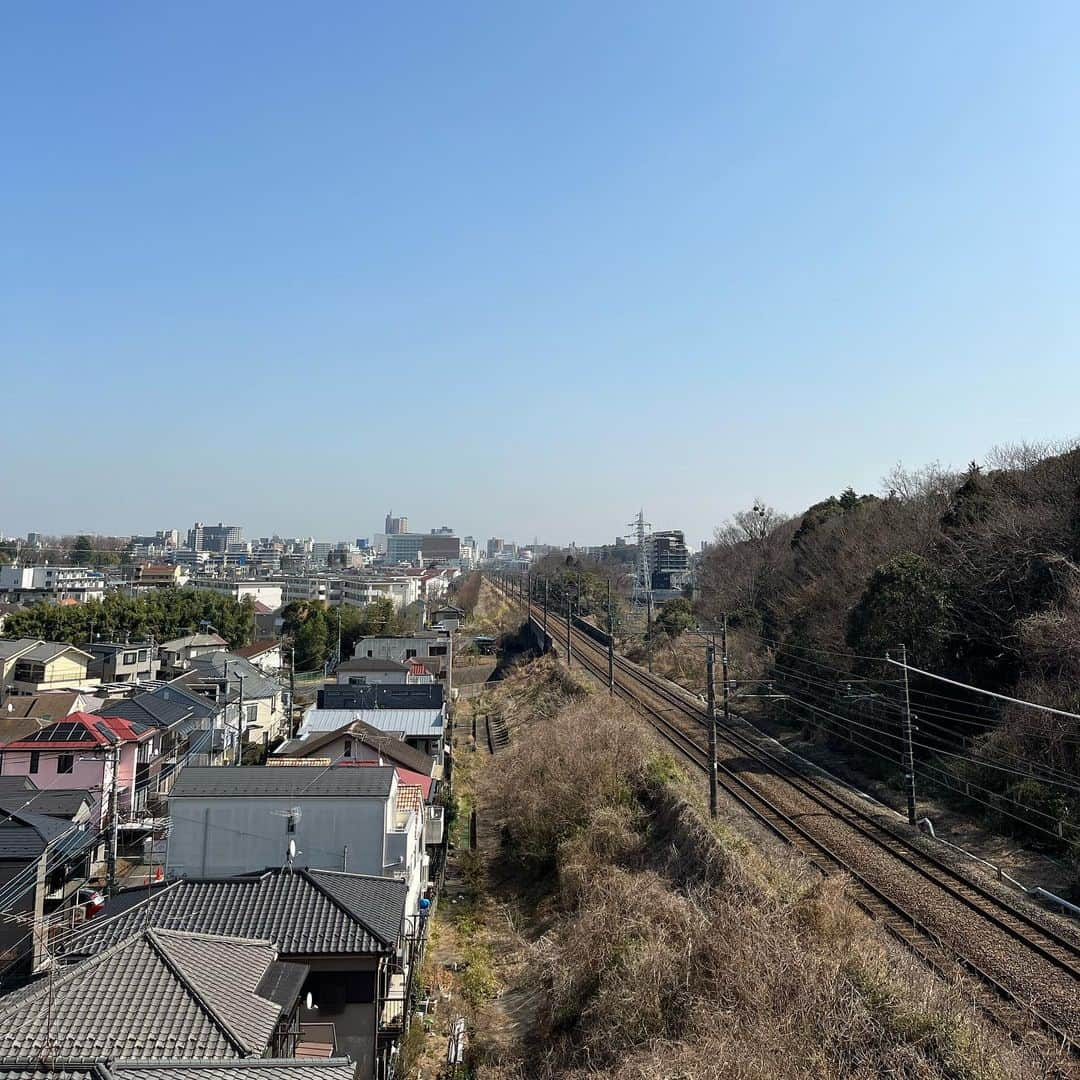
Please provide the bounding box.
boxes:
[0,712,158,828]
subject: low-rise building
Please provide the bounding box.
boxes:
[85,641,160,684]
[6,643,98,697]
[61,868,413,1078]
[0,712,158,827]
[297,708,445,764]
[165,767,426,939]
[235,639,284,673]
[157,633,228,677]
[0,927,310,1061]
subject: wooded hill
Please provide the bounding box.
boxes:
[699,442,1080,872]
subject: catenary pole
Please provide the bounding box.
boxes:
[707,641,718,818]
[900,643,917,826]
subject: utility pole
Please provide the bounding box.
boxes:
[607,580,615,695]
[706,641,718,818]
[900,643,917,827]
[721,612,730,729]
[566,594,573,667]
[288,641,296,739]
[235,672,247,766]
[543,578,549,639]
[106,744,120,896]
[646,592,653,673]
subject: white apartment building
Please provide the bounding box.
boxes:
[0,565,105,604]
[341,576,420,612]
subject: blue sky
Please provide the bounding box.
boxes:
[3,2,1078,548]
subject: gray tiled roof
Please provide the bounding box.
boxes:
[95,693,194,732]
[0,805,75,859]
[0,1062,357,1080]
[112,1062,358,1080]
[168,766,394,799]
[61,868,406,959]
[0,929,289,1061]
[188,654,279,701]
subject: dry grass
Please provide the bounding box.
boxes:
[468,670,1067,1080]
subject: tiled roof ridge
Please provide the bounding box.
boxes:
[145,929,275,1055]
[302,870,396,948]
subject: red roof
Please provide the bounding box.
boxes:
[235,639,279,659]
[2,711,153,750]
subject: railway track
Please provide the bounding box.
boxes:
[491,580,1080,1060]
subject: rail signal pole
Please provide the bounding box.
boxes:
[566,593,573,667]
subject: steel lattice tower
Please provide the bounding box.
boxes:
[627,509,653,607]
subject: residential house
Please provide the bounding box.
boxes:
[157,633,228,677]
[165,767,426,939]
[85,641,161,684]
[235,639,283,674]
[430,604,465,631]
[273,724,443,846]
[0,1060,357,1080]
[274,720,437,777]
[297,707,445,765]
[5,643,98,697]
[0,799,96,972]
[61,868,412,1078]
[0,927,310,1061]
[316,683,443,712]
[351,632,452,690]
[334,657,409,686]
[133,563,188,588]
[0,689,102,745]
[185,652,286,748]
[0,713,158,828]
[0,640,42,702]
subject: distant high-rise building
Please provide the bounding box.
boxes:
[386,533,425,563]
[486,538,504,559]
[430,526,454,535]
[384,512,409,535]
[187,522,242,553]
[647,530,690,591]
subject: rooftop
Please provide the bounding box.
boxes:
[62,867,408,959]
[169,765,395,799]
[0,928,297,1061]
[2,712,154,750]
[299,708,444,739]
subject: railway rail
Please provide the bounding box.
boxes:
[490,579,1080,1061]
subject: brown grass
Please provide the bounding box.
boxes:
[468,668,1068,1080]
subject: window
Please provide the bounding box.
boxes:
[405,649,417,659]
[123,652,137,665]
[29,751,39,774]
[430,645,447,656]
[138,649,148,662]
[343,739,352,758]
[367,650,373,657]
[348,676,366,686]
[57,754,74,775]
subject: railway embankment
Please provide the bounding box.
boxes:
[418,645,1065,1079]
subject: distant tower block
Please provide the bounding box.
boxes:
[627,509,652,607]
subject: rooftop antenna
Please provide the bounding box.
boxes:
[626,509,652,608]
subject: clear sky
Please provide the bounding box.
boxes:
[3,2,1078,549]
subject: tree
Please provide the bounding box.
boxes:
[846,553,953,662]
[70,535,93,565]
[654,598,696,639]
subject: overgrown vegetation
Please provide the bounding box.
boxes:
[698,443,1080,872]
[2,586,255,647]
[280,597,413,670]
[470,673,1063,1079]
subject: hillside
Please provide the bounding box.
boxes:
[698,442,1080,886]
